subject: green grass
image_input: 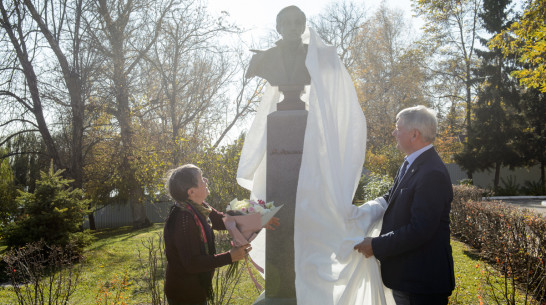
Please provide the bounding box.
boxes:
[449,238,532,305]
[0,227,536,304]
[0,224,261,304]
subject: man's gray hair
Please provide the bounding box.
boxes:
[396,105,438,142]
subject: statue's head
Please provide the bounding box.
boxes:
[276,6,306,43]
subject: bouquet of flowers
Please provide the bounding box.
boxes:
[227,199,276,216]
[223,199,282,247]
[223,198,282,290]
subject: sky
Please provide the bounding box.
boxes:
[206,0,421,41]
[205,0,422,145]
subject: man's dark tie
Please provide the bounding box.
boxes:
[399,160,409,179]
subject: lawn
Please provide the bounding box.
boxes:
[449,238,533,305]
[0,225,534,304]
[0,224,262,305]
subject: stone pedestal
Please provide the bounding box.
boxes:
[253,109,307,305]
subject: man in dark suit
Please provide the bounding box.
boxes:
[354,105,455,305]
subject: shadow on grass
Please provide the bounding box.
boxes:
[452,236,483,262]
[462,249,482,262]
[0,224,161,255]
[86,223,162,252]
[0,240,7,255]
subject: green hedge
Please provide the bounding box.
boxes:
[451,185,546,302]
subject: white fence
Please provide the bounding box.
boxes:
[82,201,172,230]
[446,163,542,189]
[83,164,542,230]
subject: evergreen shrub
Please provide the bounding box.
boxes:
[1,164,93,253]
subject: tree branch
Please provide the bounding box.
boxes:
[0,90,34,111]
[0,129,39,147]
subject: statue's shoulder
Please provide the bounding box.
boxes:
[246,46,282,79]
[265,44,282,53]
[256,45,282,60]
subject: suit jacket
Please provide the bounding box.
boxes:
[372,147,455,295]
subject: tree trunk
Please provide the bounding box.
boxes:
[114,45,150,229]
[88,211,96,230]
[119,83,150,228]
[494,162,501,189]
[95,0,166,229]
[540,162,546,191]
[129,180,150,229]
[466,64,472,133]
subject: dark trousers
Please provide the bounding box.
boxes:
[393,290,449,305]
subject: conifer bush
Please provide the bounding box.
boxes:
[1,164,92,253]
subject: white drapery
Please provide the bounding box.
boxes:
[237,28,393,305]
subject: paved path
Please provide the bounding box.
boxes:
[484,196,546,216]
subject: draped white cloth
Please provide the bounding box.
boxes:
[237,28,393,305]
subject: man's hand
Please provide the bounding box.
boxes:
[265,217,280,230]
[354,237,374,258]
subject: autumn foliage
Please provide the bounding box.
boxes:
[490,0,546,93]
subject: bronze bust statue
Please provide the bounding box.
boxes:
[246,6,310,110]
[246,6,311,86]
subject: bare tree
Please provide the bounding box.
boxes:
[310,0,367,70]
[146,16,230,163]
[210,47,264,150]
[413,0,482,133]
[142,3,260,162]
[20,0,103,229]
[0,0,63,171]
[354,5,431,161]
[22,0,83,186]
[88,0,174,228]
[307,3,433,174]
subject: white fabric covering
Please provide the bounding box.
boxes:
[237,27,393,305]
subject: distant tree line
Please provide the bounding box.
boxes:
[312,0,544,190]
[0,0,544,234]
[0,0,262,229]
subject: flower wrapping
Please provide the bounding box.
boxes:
[223,199,282,247]
[223,213,262,247]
